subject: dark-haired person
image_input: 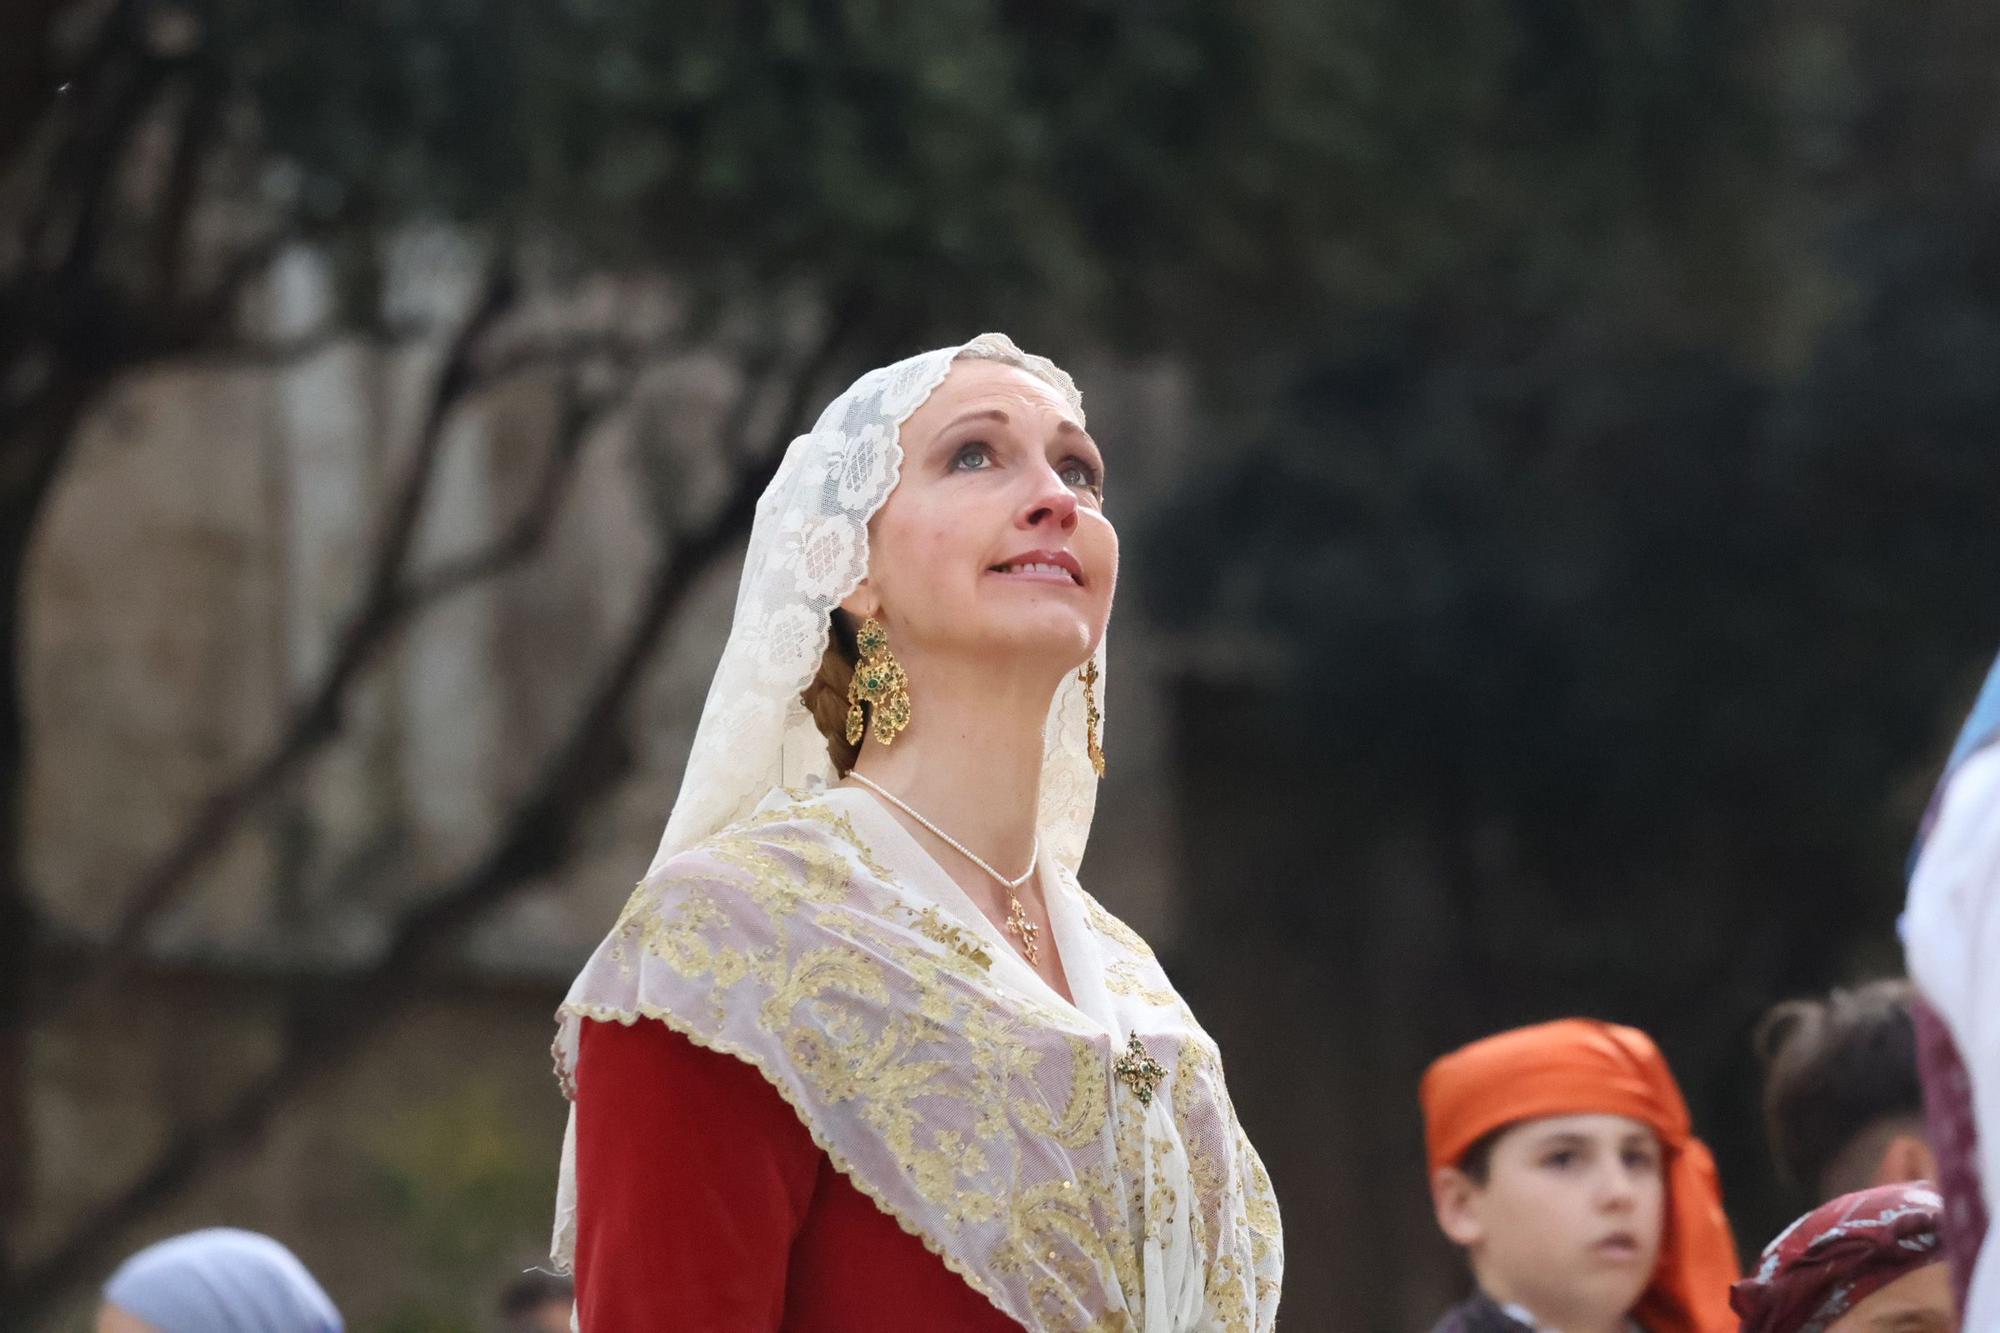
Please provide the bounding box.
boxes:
[1902,649,2000,1327]
[1730,1182,1954,1333]
[1754,979,1934,1200]
[1420,1019,1739,1333]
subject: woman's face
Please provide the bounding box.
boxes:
[847,359,1116,672]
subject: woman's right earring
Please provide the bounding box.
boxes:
[847,618,913,746]
[1080,659,1106,777]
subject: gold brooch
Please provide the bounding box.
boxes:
[1114,1034,1166,1106]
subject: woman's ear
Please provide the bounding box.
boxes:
[840,581,879,622]
[1431,1165,1486,1247]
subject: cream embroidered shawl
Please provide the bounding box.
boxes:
[551,786,1283,1331]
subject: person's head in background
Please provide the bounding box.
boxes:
[498,1271,573,1333]
[1422,1018,1740,1333]
[1730,1181,1953,1333]
[1755,978,1934,1202]
[96,1228,341,1333]
[1434,1111,1667,1331]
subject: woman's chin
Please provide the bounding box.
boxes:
[973,613,1099,664]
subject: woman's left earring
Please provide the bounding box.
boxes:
[1080,659,1106,777]
[847,617,913,746]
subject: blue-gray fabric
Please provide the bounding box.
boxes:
[1945,650,2000,774]
[102,1229,341,1333]
[1908,649,2000,873]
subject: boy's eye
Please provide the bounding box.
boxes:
[1544,1150,1579,1170]
[1623,1148,1659,1171]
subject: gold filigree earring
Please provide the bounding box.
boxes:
[846,617,913,746]
[1080,658,1106,777]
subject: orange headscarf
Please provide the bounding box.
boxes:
[1419,1019,1740,1333]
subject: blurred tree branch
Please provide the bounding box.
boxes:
[4,299,857,1320]
[53,260,726,1018]
[59,277,526,1003]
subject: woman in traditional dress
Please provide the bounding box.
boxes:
[549,334,1283,1330]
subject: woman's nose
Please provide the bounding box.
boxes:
[1020,476,1079,532]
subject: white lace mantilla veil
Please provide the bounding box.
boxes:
[646,331,1102,876]
[550,334,1283,1332]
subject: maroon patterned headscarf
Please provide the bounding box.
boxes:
[1730,1183,1944,1333]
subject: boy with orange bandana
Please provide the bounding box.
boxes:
[1420,1019,1741,1333]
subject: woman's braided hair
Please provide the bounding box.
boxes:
[800,609,862,774]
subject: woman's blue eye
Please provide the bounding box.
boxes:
[1060,456,1107,494]
[953,443,993,471]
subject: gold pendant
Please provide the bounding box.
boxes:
[1114,1034,1166,1106]
[1004,895,1041,965]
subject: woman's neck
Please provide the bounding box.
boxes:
[843,654,1056,887]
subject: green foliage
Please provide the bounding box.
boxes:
[1139,0,2000,1288]
[196,0,1783,347]
[209,0,1274,335]
[1146,0,2000,855]
[359,1082,551,1329]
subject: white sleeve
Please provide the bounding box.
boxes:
[1903,746,2000,1327]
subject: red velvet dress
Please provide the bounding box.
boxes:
[572,1016,1026,1331]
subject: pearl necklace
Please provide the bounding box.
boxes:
[847,771,1042,965]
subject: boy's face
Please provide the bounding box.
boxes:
[1433,1113,1666,1329]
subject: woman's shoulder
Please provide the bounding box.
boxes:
[612,790,883,930]
[1066,876,1160,963]
[1067,877,1219,1033]
[661,790,879,880]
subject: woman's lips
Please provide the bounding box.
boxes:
[987,551,1084,585]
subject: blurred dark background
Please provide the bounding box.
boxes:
[5,2,1999,1328]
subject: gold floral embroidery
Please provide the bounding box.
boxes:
[556,795,1282,1329]
[903,905,995,971]
[1104,958,1180,1008]
[1078,886,1158,959]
